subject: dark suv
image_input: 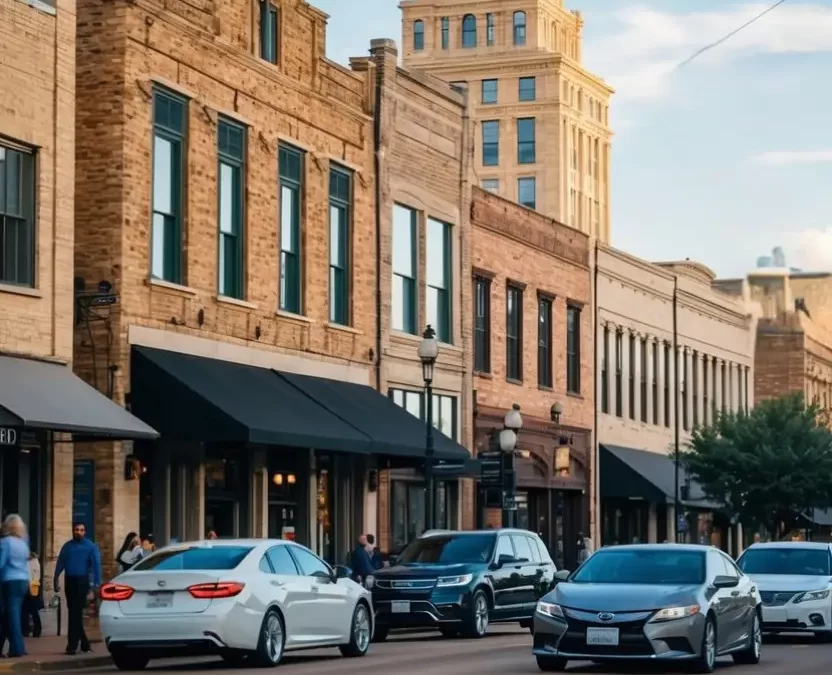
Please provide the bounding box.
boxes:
[368,529,564,641]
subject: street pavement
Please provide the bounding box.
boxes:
[65,626,832,675]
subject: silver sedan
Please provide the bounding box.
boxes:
[532,544,762,673]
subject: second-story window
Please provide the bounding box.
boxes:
[260,1,279,64]
[413,20,425,50]
[482,121,499,166]
[329,166,352,326]
[474,275,491,373]
[664,342,671,427]
[486,13,495,46]
[0,143,35,287]
[721,361,726,412]
[482,79,498,104]
[441,17,450,49]
[278,143,303,314]
[615,331,623,417]
[506,284,523,382]
[462,14,477,48]
[692,351,699,427]
[601,325,609,413]
[538,296,552,388]
[517,118,536,164]
[519,77,536,101]
[628,333,635,420]
[703,356,709,423]
[427,218,452,343]
[640,337,648,423]
[151,88,186,284]
[712,358,718,418]
[517,177,535,209]
[681,351,688,431]
[652,341,659,424]
[392,204,417,334]
[217,119,246,299]
[513,11,527,46]
[566,305,581,394]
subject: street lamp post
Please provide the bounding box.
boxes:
[499,403,523,527]
[418,325,439,531]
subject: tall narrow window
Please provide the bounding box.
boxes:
[517,177,536,210]
[703,357,709,424]
[712,358,718,418]
[538,296,553,388]
[392,204,418,334]
[513,11,527,46]
[519,77,536,102]
[441,17,450,49]
[517,118,536,164]
[278,143,303,314]
[260,1,279,64]
[482,79,498,104]
[681,351,688,431]
[474,275,491,373]
[151,88,186,284]
[664,342,671,427]
[640,337,647,423]
[482,121,499,166]
[615,331,623,417]
[728,364,733,411]
[652,341,658,425]
[217,119,245,299]
[462,14,477,48]
[426,218,452,343]
[601,325,609,414]
[0,144,35,287]
[329,166,352,325]
[486,13,495,46]
[692,351,699,427]
[744,366,749,413]
[566,305,581,394]
[413,20,425,50]
[506,285,523,381]
[736,364,743,412]
[721,362,726,412]
[628,333,635,420]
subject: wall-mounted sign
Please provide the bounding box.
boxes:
[555,446,570,474]
[0,428,17,447]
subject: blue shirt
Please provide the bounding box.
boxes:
[55,538,101,586]
[0,536,31,582]
[350,545,374,579]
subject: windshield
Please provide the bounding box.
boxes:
[397,533,495,565]
[133,546,253,571]
[738,548,831,576]
[570,548,706,585]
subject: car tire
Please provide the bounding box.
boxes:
[691,616,717,674]
[733,611,762,664]
[372,624,389,643]
[253,608,285,667]
[461,589,489,638]
[111,651,149,671]
[536,655,568,671]
[340,601,373,658]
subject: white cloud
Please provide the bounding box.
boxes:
[753,150,832,166]
[784,228,832,271]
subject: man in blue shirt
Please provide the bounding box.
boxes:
[54,522,101,655]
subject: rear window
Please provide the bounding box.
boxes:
[133,546,254,571]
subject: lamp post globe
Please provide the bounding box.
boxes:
[550,401,564,425]
[504,402,522,431]
[418,325,439,383]
[499,428,517,453]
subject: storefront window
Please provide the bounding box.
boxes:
[391,479,456,553]
[205,455,242,538]
[389,388,458,440]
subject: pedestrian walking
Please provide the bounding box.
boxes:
[0,514,32,657]
[115,532,143,574]
[22,551,42,638]
[54,522,101,656]
[350,535,374,585]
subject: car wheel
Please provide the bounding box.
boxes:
[254,608,285,667]
[462,590,489,638]
[536,655,568,671]
[111,651,150,671]
[692,616,717,674]
[372,624,389,642]
[733,611,762,665]
[340,601,372,658]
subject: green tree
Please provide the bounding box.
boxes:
[680,393,832,538]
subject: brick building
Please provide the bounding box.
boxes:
[73,0,469,571]
[0,0,154,581]
[350,39,475,555]
[470,188,593,570]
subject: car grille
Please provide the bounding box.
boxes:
[760,591,799,607]
[373,579,436,590]
[558,617,654,657]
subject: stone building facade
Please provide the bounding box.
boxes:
[470,188,593,570]
[597,245,757,553]
[400,0,613,242]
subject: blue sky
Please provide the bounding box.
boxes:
[312,0,832,278]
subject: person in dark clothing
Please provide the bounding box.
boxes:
[350,535,374,584]
[366,534,383,570]
[54,522,101,656]
[22,551,42,638]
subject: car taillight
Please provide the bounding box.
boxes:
[187,582,245,599]
[100,583,134,601]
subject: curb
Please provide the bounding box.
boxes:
[0,656,111,673]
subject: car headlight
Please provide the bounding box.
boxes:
[436,574,473,587]
[364,575,375,589]
[649,605,701,622]
[536,601,565,620]
[795,589,830,603]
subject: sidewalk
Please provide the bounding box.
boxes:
[0,633,111,673]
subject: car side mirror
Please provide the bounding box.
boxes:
[712,575,739,589]
[554,569,571,582]
[491,553,515,569]
[333,565,351,581]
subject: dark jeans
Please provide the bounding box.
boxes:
[22,593,41,638]
[1,580,29,656]
[65,576,91,652]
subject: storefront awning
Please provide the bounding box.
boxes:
[0,354,158,440]
[600,444,721,509]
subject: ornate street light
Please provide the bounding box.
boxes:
[499,404,522,526]
[418,325,440,530]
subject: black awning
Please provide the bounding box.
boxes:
[0,354,158,440]
[130,347,371,453]
[277,371,470,462]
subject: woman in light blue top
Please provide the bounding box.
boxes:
[0,514,31,657]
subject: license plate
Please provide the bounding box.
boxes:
[587,627,619,646]
[146,592,173,609]
[391,601,410,614]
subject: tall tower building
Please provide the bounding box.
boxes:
[400,0,614,242]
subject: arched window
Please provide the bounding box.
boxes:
[513,11,527,46]
[462,14,477,48]
[413,20,425,51]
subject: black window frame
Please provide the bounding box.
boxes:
[601,325,609,413]
[392,203,418,335]
[628,333,635,420]
[537,294,553,389]
[664,342,671,428]
[328,164,352,326]
[0,141,36,287]
[474,274,491,373]
[615,330,623,417]
[217,117,246,300]
[566,304,581,394]
[278,142,304,314]
[640,337,648,423]
[692,351,699,427]
[652,340,659,425]
[506,283,524,382]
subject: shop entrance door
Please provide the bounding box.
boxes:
[268,502,298,541]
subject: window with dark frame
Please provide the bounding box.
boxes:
[426,218,452,344]
[506,284,523,381]
[519,77,536,102]
[615,331,623,417]
[441,17,450,49]
[517,118,536,164]
[721,361,726,412]
[538,296,553,388]
[640,337,647,423]
[628,333,635,420]
[413,20,425,50]
[328,165,352,326]
[474,275,491,373]
[513,10,527,46]
[692,351,699,427]
[482,79,498,104]
[260,1,279,64]
[712,358,718,418]
[664,342,671,427]
[278,143,303,314]
[703,356,709,423]
[601,325,609,413]
[462,14,477,47]
[392,204,418,334]
[566,305,581,394]
[486,13,495,46]
[652,340,658,425]
[482,121,499,166]
[0,143,35,287]
[744,366,749,413]
[681,351,688,431]
[390,388,458,441]
[217,118,246,300]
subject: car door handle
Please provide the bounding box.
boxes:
[731,591,740,597]
[270,580,283,587]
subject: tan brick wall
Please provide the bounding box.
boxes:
[74,0,375,572]
[754,330,805,404]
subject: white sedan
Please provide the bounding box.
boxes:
[99,539,373,670]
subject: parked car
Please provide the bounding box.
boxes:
[99,539,372,670]
[532,544,762,673]
[367,528,559,641]
[736,541,832,640]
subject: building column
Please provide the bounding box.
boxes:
[702,355,711,426]
[667,504,676,542]
[695,352,705,428]
[715,359,724,414]
[621,330,631,419]
[251,448,268,539]
[647,503,657,543]
[633,333,643,423]
[684,348,693,430]
[745,366,752,411]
